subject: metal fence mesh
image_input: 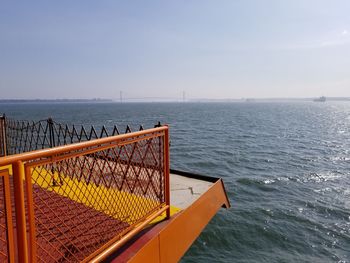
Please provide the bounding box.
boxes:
[0,169,14,263]
[4,117,148,156]
[26,132,165,262]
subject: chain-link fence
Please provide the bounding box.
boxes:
[0,115,169,262]
[2,115,155,156]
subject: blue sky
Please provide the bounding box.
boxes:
[1,1,350,100]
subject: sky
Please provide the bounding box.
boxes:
[1,0,350,100]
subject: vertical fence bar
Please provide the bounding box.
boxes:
[2,171,15,263]
[164,125,170,219]
[12,161,29,263]
[47,118,57,186]
[48,117,55,148]
[0,115,7,157]
[0,116,3,156]
[25,165,37,262]
[154,122,163,206]
[3,115,8,156]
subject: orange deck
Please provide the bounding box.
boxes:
[108,171,230,263]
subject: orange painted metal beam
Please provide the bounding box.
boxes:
[164,125,170,219]
[113,178,230,263]
[12,161,29,263]
[88,205,170,263]
[159,179,230,262]
[24,164,37,262]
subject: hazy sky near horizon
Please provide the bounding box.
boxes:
[1,1,350,100]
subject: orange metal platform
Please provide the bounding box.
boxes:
[108,171,230,263]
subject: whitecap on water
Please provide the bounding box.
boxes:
[263,179,275,184]
[303,172,342,183]
[277,177,289,182]
[262,177,289,185]
[330,156,350,161]
[313,187,332,193]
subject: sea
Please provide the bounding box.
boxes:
[1,101,350,262]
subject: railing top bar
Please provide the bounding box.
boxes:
[0,125,168,166]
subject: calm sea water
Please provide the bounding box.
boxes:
[1,102,350,262]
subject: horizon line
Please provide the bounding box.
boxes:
[1,96,350,103]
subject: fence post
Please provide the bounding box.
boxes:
[13,161,29,263]
[154,122,163,203]
[48,117,55,148]
[47,118,58,186]
[164,125,170,219]
[0,115,7,157]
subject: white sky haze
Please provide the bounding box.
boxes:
[1,1,350,100]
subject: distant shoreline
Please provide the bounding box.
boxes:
[0,99,113,103]
[1,97,350,103]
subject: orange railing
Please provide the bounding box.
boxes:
[0,126,170,262]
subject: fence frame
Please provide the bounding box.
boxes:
[0,125,170,262]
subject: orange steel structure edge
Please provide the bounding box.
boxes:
[89,205,170,263]
[164,126,170,219]
[119,178,230,263]
[24,164,37,263]
[12,161,29,263]
[0,126,170,262]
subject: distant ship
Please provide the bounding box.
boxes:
[313,96,326,102]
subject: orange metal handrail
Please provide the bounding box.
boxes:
[0,126,167,166]
[0,126,170,262]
